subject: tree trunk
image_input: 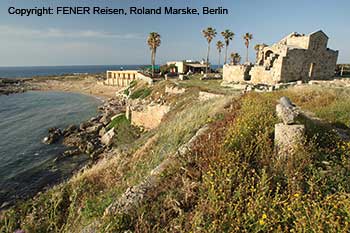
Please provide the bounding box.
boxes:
[246,46,249,63]
[151,49,155,77]
[224,45,228,65]
[218,51,221,68]
[206,43,210,74]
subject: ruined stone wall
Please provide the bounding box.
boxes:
[249,66,275,84]
[279,49,309,82]
[130,104,170,129]
[223,64,252,83]
[222,31,338,85]
[279,47,338,82]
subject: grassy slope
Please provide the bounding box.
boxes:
[1,83,350,232]
[119,86,350,232]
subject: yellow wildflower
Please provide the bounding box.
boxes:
[259,219,265,225]
[262,213,267,219]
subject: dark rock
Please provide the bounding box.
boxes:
[63,124,78,136]
[42,128,62,144]
[63,148,81,157]
[85,142,95,154]
[79,122,92,131]
[90,147,105,160]
[86,123,103,134]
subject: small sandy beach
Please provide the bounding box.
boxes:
[29,75,121,100]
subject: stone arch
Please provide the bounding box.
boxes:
[265,50,274,60]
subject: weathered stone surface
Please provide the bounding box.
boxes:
[130,104,170,130]
[222,64,253,83]
[98,127,107,137]
[101,128,115,146]
[275,123,305,157]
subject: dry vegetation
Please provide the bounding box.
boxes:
[1,83,350,232]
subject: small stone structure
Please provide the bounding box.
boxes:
[224,30,338,85]
[274,97,305,157]
[127,104,170,130]
[105,70,153,87]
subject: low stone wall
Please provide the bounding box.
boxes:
[130,104,170,129]
[198,91,224,101]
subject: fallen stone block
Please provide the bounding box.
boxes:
[101,128,115,146]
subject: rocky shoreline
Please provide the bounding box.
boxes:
[0,75,127,209]
[0,78,34,95]
[42,96,126,164]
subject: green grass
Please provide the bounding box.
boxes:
[106,114,126,131]
[106,114,141,146]
[104,87,350,232]
[129,88,152,99]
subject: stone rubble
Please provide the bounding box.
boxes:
[274,97,305,157]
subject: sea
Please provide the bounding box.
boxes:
[0,65,142,78]
[0,64,218,79]
[0,90,102,208]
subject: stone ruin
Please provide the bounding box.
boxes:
[223,30,339,85]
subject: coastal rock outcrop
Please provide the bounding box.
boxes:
[42,127,62,144]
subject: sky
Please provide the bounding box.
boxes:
[0,0,349,66]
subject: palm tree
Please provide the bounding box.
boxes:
[221,30,235,64]
[254,43,267,63]
[243,33,253,63]
[202,27,217,74]
[216,41,224,67]
[147,32,161,77]
[230,52,241,65]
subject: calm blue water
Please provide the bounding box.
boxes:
[0,64,220,79]
[0,91,101,206]
[0,65,142,78]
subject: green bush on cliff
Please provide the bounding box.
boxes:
[129,88,152,99]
